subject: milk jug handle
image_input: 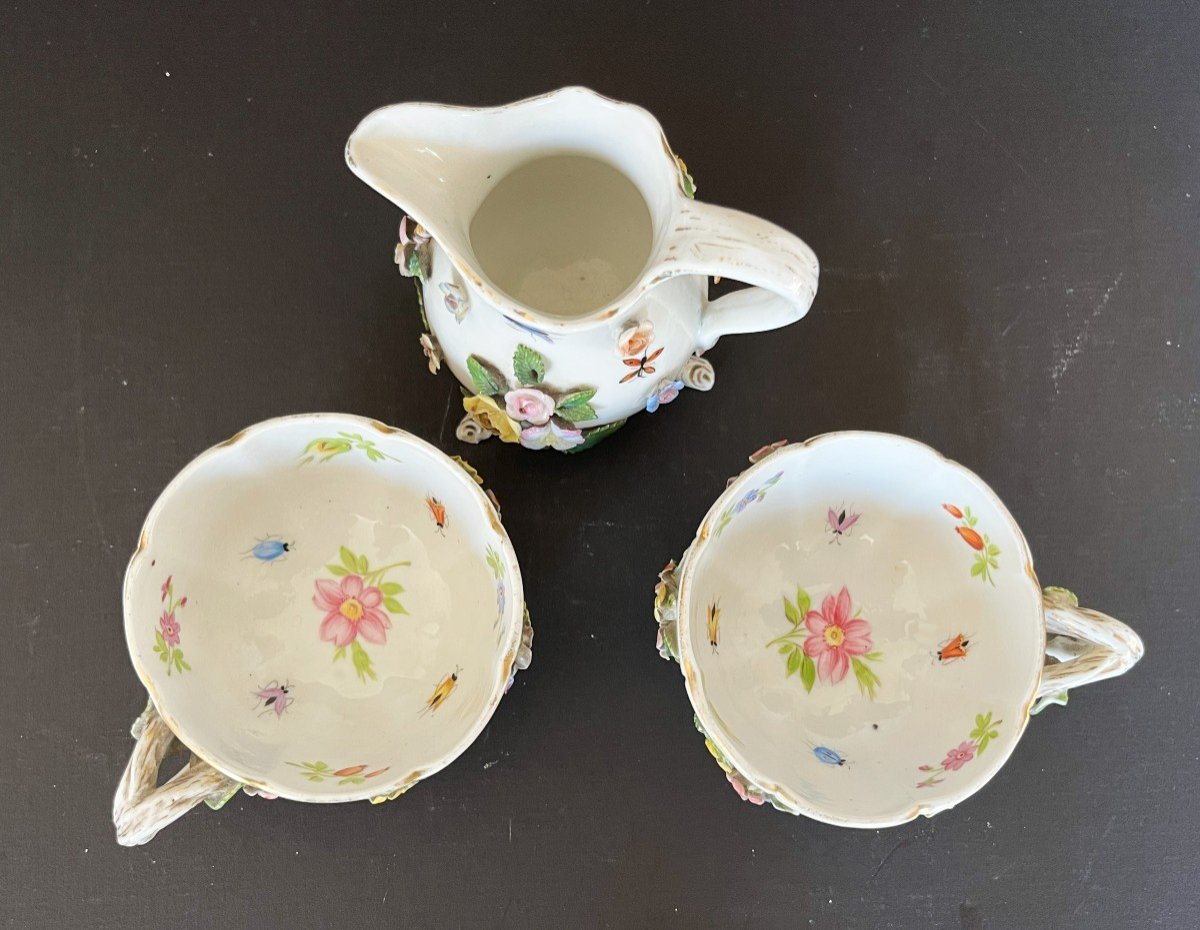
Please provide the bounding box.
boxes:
[113,701,239,846]
[1033,587,1144,713]
[662,200,819,352]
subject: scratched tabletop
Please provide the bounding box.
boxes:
[2,2,1197,927]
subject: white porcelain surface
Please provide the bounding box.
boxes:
[123,414,525,803]
[668,433,1142,827]
[346,87,820,448]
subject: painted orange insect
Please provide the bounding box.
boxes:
[419,667,460,716]
[426,496,447,534]
[936,633,971,663]
[620,346,664,383]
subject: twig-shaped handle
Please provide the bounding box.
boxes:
[1033,587,1145,713]
[113,702,239,846]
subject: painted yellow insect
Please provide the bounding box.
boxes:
[707,599,721,653]
[419,667,460,716]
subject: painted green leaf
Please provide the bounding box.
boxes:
[800,654,816,693]
[786,649,802,676]
[357,555,369,573]
[159,650,169,664]
[864,651,884,662]
[512,344,546,385]
[327,563,348,576]
[381,582,404,596]
[783,596,800,626]
[467,355,505,395]
[796,587,811,618]
[970,561,985,577]
[333,646,346,662]
[340,546,358,572]
[383,596,406,614]
[312,761,330,771]
[779,645,790,655]
[987,543,1001,556]
[155,629,166,649]
[179,657,192,671]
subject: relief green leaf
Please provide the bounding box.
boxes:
[512,344,547,385]
[466,355,505,395]
[557,388,596,408]
[555,399,596,424]
[800,654,816,693]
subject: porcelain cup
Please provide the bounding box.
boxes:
[113,414,531,845]
[653,432,1144,827]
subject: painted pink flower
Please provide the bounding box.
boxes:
[802,586,873,685]
[504,387,556,426]
[313,575,390,647]
[161,575,172,602]
[159,611,181,647]
[941,741,976,771]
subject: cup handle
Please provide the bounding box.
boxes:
[113,702,240,846]
[662,200,819,352]
[1033,587,1145,714]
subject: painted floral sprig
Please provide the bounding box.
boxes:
[943,504,1000,584]
[916,712,1001,788]
[299,432,400,466]
[463,343,617,452]
[314,547,410,683]
[153,575,191,675]
[287,761,390,785]
[713,471,783,537]
[767,586,883,700]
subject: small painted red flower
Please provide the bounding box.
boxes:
[942,503,963,518]
[179,596,187,608]
[159,611,181,647]
[161,575,172,602]
[941,741,976,771]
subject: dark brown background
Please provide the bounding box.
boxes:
[2,2,1197,927]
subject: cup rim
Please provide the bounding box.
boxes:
[674,431,1046,827]
[121,413,526,803]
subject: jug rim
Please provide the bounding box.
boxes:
[346,86,695,333]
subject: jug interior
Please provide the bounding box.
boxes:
[468,154,654,319]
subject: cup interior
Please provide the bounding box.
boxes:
[124,416,523,802]
[678,433,1044,826]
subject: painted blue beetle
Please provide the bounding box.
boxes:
[812,745,847,767]
[245,536,293,563]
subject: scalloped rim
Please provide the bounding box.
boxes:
[674,431,1046,828]
[121,413,526,804]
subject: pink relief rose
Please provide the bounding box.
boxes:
[727,773,765,805]
[941,741,976,772]
[617,320,654,357]
[802,586,873,685]
[504,387,556,426]
[519,420,584,451]
[313,574,391,647]
[159,611,181,647]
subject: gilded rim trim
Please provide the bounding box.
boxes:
[675,431,1046,828]
[122,413,526,805]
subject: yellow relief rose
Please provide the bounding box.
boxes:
[463,394,521,444]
